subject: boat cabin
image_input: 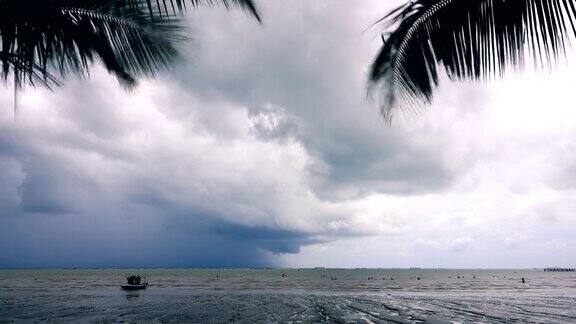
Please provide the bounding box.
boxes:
[126,275,143,285]
[121,275,148,290]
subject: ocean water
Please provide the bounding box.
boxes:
[1,268,575,322]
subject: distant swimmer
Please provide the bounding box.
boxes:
[417,277,421,280]
[522,278,525,284]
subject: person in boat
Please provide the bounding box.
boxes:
[122,275,147,290]
[126,275,141,285]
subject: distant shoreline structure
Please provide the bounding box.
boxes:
[544,267,575,272]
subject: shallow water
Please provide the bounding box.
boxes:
[1,269,575,322]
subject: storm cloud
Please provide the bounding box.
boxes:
[1,0,575,268]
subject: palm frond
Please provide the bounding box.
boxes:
[0,52,60,88]
[189,0,261,21]
[0,0,259,92]
[63,6,183,87]
[0,0,186,92]
[109,0,261,22]
[370,0,576,120]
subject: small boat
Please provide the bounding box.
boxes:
[121,282,148,290]
[121,275,148,290]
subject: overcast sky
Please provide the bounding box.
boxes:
[1,0,575,268]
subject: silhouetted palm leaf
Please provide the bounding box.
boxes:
[370,0,576,120]
[121,0,260,22]
[0,0,259,100]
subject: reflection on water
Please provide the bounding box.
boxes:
[125,292,141,301]
[1,269,575,322]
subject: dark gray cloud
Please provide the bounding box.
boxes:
[0,215,279,268]
[0,127,317,267]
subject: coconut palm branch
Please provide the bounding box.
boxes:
[116,0,260,21]
[0,0,259,116]
[370,0,576,120]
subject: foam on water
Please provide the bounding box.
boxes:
[1,269,575,322]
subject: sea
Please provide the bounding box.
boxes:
[1,268,575,323]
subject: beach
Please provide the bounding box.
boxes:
[1,269,575,322]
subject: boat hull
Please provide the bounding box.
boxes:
[121,283,148,290]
